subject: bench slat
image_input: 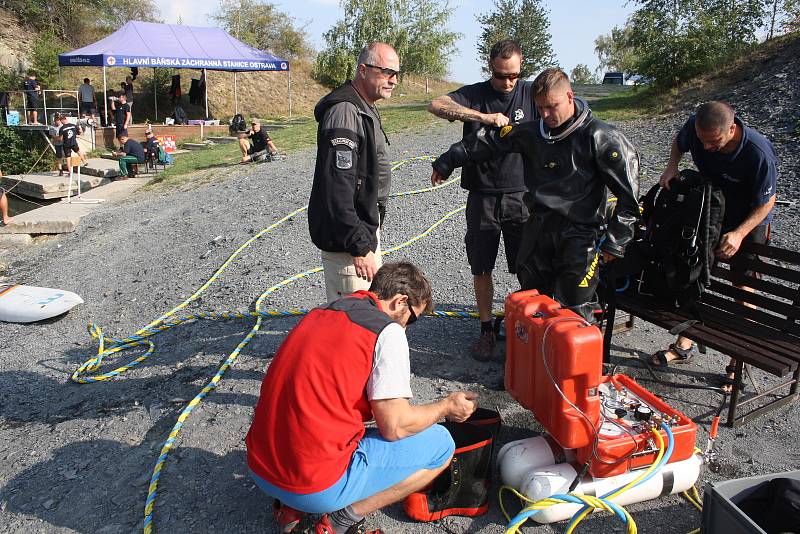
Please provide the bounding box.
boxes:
[716,256,800,284]
[708,280,800,319]
[617,295,794,375]
[711,266,798,301]
[691,305,800,364]
[701,293,800,336]
[739,241,800,265]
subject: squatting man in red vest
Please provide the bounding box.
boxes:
[246,262,478,533]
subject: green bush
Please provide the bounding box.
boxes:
[0,127,53,175]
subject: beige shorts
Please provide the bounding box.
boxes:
[321,237,382,303]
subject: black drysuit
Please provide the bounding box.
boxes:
[433,99,640,320]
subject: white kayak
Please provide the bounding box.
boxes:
[0,284,84,323]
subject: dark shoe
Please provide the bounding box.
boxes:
[471,330,495,362]
[272,500,305,533]
[493,316,505,340]
[311,515,382,534]
[651,342,696,367]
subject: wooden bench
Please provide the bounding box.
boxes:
[602,241,800,427]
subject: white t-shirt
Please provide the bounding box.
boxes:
[367,322,412,400]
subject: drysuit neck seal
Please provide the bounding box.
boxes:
[539,97,591,144]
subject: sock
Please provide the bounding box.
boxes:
[480,320,493,333]
[327,505,363,534]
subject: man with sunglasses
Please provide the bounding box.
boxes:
[247,262,478,533]
[432,67,640,322]
[428,40,536,362]
[309,42,399,303]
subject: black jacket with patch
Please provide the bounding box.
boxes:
[309,82,384,257]
[433,103,640,258]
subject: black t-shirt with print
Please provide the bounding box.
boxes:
[59,123,80,147]
[448,80,537,193]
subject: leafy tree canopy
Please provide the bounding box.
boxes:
[315,0,461,88]
[570,64,596,84]
[210,0,313,61]
[476,0,555,78]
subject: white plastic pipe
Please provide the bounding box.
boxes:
[519,453,703,523]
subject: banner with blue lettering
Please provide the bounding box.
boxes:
[59,21,290,72]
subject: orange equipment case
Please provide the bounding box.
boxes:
[505,290,603,450]
[576,374,697,478]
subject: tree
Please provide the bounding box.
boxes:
[621,0,766,88]
[210,0,313,60]
[4,0,159,45]
[315,0,460,87]
[570,64,596,84]
[594,24,637,76]
[476,0,555,78]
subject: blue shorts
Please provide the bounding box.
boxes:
[250,424,455,513]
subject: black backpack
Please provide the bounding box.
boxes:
[229,113,246,135]
[624,169,725,308]
[172,105,188,125]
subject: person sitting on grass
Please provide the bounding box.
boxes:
[112,133,146,179]
[239,120,278,163]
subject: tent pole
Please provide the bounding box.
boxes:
[234,72,238,115]
[288,70,292,118]
[203,68,209,120]
[154,67,158,122]
[103,66,108,129]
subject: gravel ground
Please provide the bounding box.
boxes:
[1,70,799,534]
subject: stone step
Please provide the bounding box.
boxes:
[0,172,110,200]
[183,142,212,150]
[0,175,148,234]
[206,136,238,144]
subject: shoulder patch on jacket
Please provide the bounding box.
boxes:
[336,150,353,170]
[499,125,513,137]
[331,137,357,149]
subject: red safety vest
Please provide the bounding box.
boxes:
[246,291,393,493]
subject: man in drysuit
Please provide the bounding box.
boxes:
[431,67,640,321]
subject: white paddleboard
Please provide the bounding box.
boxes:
[0,284,84,323]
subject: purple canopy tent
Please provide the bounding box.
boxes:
[58,20,291,122]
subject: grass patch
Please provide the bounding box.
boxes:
[146,95,445,189]
[588,86,660,122]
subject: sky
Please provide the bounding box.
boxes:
[154,0,638,84]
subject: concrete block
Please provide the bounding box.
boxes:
[0,173,108,200]
[0,233,33,249]
[206,136,238,144]
[81,158,121,178]
[183,143,210,150]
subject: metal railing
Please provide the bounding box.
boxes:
[3,89,80,126]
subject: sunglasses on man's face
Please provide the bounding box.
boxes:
[364,63,400,78]
[491,70,521,81]
[405,301,418,326]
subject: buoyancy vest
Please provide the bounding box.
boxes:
[246,291,394,493]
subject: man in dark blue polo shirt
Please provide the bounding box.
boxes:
[654,101,778,392]
[427,40,535,362]
[23,71,41,125]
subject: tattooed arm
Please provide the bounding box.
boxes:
[427,95,509,127]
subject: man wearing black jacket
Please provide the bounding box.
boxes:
[308,42,399,302]
[432,68,640,321]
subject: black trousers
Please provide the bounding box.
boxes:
[516,210,602,321]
